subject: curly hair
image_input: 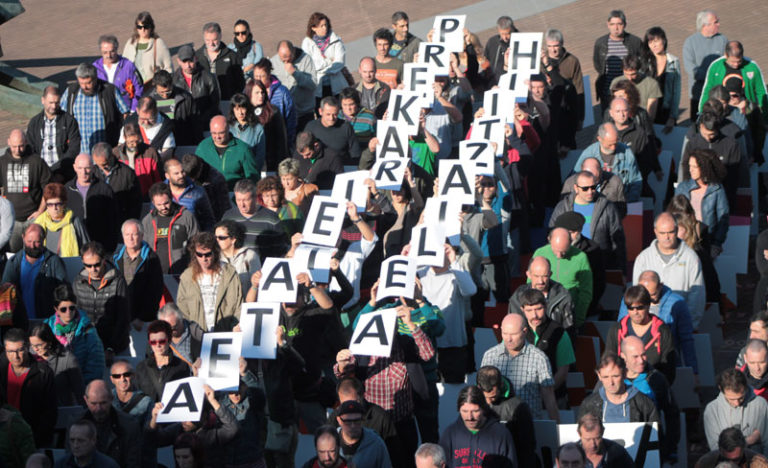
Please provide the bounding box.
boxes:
[688,148,726,184]
[214,219,245,249]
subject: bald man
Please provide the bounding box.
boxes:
[355,56,391,118]
[573,122,642,202]
[620,336,681,461]
[82,379,141,467]
[481,313,559,422]
[561,156,626,216]
[742,339,768,402]
[509,256,575,330]
[194,115,258,190]
[633,212,706,327]
[532,228,593,328]
[0,128,52,251]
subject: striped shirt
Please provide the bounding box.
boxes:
[341,108,376,146]
[603,38,628,95]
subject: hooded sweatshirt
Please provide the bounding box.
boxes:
[704,390,768,454]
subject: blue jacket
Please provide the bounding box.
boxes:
[44,312,105,384]
[575,142,642,202]
[675,178,729,247]
[2,250,67,320]
[269,77,297,143]
[164,178,216,231]
[618,285,698,373]
[339,427,391,468]
[229,122,266,173]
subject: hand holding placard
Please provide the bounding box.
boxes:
[155,377,206,424]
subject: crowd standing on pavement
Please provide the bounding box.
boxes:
[0,6,767,468]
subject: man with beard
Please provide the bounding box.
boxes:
[164,158,214,231]
[576,414,634,467]
[2,223,66,321]
[741,339,768,402]
[302,426,350,468]
[80,379,141,467]
[61,63,129,152]
[141,182,199,273]
[509,256,575,331]
[574,123,642,202]
[195,22,244,100]
[335,401,391,468]
[439,385,516,467]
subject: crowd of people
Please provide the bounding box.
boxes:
[0,5,765,468]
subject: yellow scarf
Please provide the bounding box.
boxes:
[34,210,80,257]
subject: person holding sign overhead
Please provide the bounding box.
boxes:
[176,232,243,332]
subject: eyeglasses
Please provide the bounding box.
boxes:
[46,202,64,208]
[58,305,77,313]
[577,185,597,192]
[111,372,133,379]
[30,342,47,350]
[83,262,102,269]
[627,305,647,311]
[5,348,25,355]
[234,31,248,36]
[339,417,362,424]
[195,251,213,258]
[215,235,231,241]
[149,339,168,346]
[136,24,150,30]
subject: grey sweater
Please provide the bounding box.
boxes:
[704,390,768,455]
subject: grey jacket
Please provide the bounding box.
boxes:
[549,192,626,270]
[704,390,768,455]
[47,348,85,406]
[270,50,317,116]
[509,281,574,330]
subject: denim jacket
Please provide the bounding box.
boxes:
[675,178,729,246]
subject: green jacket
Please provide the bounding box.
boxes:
[532,244,593,328]
[700,56,768,121]
[195,134,259,190]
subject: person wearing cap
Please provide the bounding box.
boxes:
[335,400,392,468]
[550,170,626,271]
[172,44,221,128]
[552,211,606,318]
[700,40,768,124]
[509,256,575,331]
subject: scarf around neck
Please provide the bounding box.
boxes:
[54,313,79,346]
[36,209,80,257]
[313,34,331,55]
[232,35,253,62]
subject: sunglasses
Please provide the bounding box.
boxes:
[46,202,64,208]
[111,372,133,379]
[195,251,213,258]
[149,339,168,346]
[83,262,102,269]
[58,305,77,313]
[577,185,597,192]
[234,31,248,36]
[627,305,647,311]
[215,235,231,241]
[136,24,150,30]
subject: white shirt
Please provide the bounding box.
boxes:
[119,113,176,151]
[418,260,477,348]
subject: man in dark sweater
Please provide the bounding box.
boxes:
[26,86,81,182]
[484,16,517,85]
[292,131,344,190]
[222,179,287,259]
[65,153,119,252]
[577,413,635,468]
[305,97,361,165]
[0,129,51,251]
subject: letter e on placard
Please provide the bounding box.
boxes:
[438,160,476,205]
[258,257,298,303]
[199,332,242,391]
[377,255,416,300]
[302,196,346,247]
[349,309,398,357]
[459,140,495,176]
[156,377,206,423]
[239,303,280,359]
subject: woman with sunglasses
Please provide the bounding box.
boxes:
[122,11,172,84]
[33,182,89,257]
[135,320,190,401]
[42,284,104,387]
[29,323,85,406]
[605,284,676,383]
[215,220,260,297]
[227,19,263,79]
[177,232,243,332]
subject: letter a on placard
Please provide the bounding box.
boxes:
[258,257,298,303]
[239,303,280,359]
[377,255,416,300]
[156,377,205,423]
[302,195,346,247]
[438,160,476,205]
[375,121,409,160]
[349,309,398,357]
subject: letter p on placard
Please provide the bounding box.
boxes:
[432,15,466,52]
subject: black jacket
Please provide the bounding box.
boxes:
[172,66,221,126]
[26,109,81,177]
[80,406,141,468]
[72,267,131,352]
[578,438,635,468]
[627,368,680,461]
[134,353,191,401]
[593,32,644,99]
[488,384,537,468]
[577,385,660,424]
[484,35,510,85]
[0,354,57,447]
[1,249,67,320]
[292,143,344,190]
[328,399,401,463]
[66,80,123,146]
[509,280,575,330]
[0,148,52,220]
[195,45,244,100]
[112,242,164,322]
[123,112,175,153]
[65,176,120,252]
[147,86,200,146]
[92,157,143,224]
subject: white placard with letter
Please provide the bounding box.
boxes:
[258,257,298,303]
[239,302,280,359]
[199,332,242,391]
[410,224,446,267]
[403,63,435,107]
[370,158,407,190]
[424,196,462,246]
[302,196,347,247]
[470,117,505,156]
[483,89,515,121]
[375,121,411,160]
[497,71,532,103]
[432,15,466,52]
[331,170,369,212]
[507,32,543,74]
[417,42,450,75]
[349,308,398,357]
[377,255,417,300]
[156,377,206,423]
[438,160,476,205]
[459,140,495,176]
[292,244,335,283]
[385,90,423,134]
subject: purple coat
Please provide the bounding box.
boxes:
[93,56,144,111]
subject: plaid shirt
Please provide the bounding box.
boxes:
[335,325,434,422]
[61,86,128,153]
[481,342,554,419]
